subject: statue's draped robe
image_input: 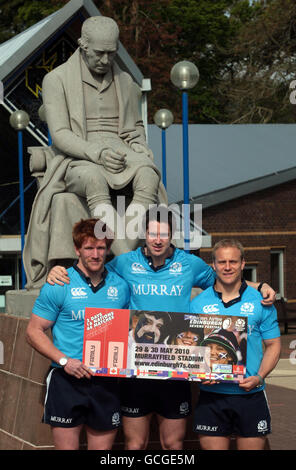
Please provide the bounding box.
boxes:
[23,49,167,289]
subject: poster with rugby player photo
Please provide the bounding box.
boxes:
[83,308,248,383]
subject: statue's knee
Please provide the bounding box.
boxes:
[84,169,109,193]
[133,167,160,192]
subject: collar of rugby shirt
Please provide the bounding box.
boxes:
[213,279,248,308]
[73,260,107,293]
[141,244,176,271]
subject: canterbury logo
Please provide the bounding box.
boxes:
[71,287,87,297]
[203,304,219,313]
[131,262,147,273]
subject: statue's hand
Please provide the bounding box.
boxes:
[100,149,126,173]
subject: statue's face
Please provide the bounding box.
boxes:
[84,31,118,75]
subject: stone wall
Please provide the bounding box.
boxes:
[0,314,53,449]
[0,313,200,450]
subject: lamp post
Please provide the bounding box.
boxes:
[38,104,52,145]
[153,109,174,189]
[9,110,30,289]
[170,61,199,251]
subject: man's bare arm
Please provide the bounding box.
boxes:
[238,337,281,392]
[26,314,94,379]
[26,314,62,363]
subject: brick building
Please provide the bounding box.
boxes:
[201,180,296,305]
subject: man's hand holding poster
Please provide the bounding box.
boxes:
[83,308,248,383]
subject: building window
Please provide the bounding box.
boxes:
[270,250,284,298]
[243,265,257,283]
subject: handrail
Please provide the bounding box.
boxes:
[0,179,36,221]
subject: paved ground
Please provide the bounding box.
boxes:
[265,329,296,450]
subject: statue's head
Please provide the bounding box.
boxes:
[78,16,119,75]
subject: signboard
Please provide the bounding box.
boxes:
[0,275,12,286]
[83,308,248,383]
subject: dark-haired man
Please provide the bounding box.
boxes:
[26,219,130,450]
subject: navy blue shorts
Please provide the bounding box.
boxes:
[120,378,192,419]
[194,390,271,437]
[43,368,121,431]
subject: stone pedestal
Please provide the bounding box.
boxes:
[5,289,40,319]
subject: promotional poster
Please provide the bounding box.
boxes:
[83,308,248,383]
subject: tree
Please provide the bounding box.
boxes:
[98,0,255,123]
[216,0,296,123]
[97,0,182,121]
[163,0,268,123]
[0,0,67,42]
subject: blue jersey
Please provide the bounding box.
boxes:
[190,282,280,394]
[32,266,130,365]
[107,247,215,312]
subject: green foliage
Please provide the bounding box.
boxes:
[0,0,25,41]
[162,0,257,122]
[96,0,255,123]
[0,0,66,41]
[218,0,296,123]
[229,0,262,24]
[15,1,66,29]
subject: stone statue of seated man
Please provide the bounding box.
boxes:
[23,16,167,289]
